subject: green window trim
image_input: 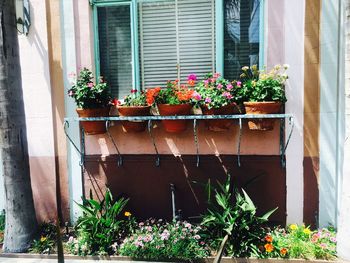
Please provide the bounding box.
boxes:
[92,0,140,92]
[92,0,265,92]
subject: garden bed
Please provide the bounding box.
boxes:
[0,253,341,263]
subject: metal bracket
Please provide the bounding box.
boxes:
[64,120,85,167]
[148,120,160,167]
[237,118,243,167]
[105,120,123,167]
[193,119,200,167]
[280,116,295,167]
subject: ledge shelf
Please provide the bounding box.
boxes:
[64,114,294,169]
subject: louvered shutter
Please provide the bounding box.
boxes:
[97,5,133,98]
[139,0,216,88]
[224,0,260,80]
[139,1,178,88]
[178,0,215,83]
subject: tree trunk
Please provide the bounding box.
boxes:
[0,0,38,252]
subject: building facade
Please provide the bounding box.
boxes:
[0,0,349,259]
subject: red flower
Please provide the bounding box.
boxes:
[112,98,121,106]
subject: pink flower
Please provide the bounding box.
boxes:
[319,243,327,249]
[236,81,242,87]
[194,235,201,240]
[205,97,212,103]
[226,84,233,90]
[87,82,94,88]
[223,92,232,99]
[330,237,337,243]
[217,83,223,89]
[213,73,221,78]
[187,74,197,81]
[68,90,74,97]
[193,92,202,100]
[204,79,209,86]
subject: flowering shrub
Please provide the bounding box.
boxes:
[29,222,57,254]
[68,68,112,109]
[113,89,149,107]
[193,73,242,109]
[147,77,195,105]
[258,224,337,260]
[239,64,288,103]
[119,219,209,260]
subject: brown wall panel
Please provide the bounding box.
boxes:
[83,155,286,225]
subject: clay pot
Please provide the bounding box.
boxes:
[157,104,192,133]
[117,105,151,132]
[243,101,282,130]
[202,103,240,131]
[76,107,110,135]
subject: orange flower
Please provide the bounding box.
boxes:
[280,248,288,256]
[264,243,274,253]
[146,87,161,105]
[265,235,273,243]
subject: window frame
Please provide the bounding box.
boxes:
[91,0,265,92]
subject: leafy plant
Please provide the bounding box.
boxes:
[258,225,337,260]
[238,64,288,103]
[147,77,195,105]
[119,219,209,260]
[29,222,57,254]
[113,89,149,107]
[0,210,5,244]
[71,189,131,255]
[201,174,277,258]
[68,68,112,109]
[193,73,242,109]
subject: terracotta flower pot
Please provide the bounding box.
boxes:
[117,105,151,132]
[76,107,110,135]
[243,101,282,131]
[202,103,240,131]
[157,104,192,133]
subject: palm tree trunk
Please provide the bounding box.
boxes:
[0,0,38,252]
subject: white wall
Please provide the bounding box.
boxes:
[337,0,350,260]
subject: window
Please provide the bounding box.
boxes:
[224,0,261,79]
[96,4,133,99]
[92,0,263,97]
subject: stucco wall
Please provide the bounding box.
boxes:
[337,0,350,260]
[18,0,57,222]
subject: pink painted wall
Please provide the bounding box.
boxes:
[73,1,283,157]
[18,0,57,221]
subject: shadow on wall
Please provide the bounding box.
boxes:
[83,154,287,225]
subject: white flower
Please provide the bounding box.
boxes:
[283,64,290,69]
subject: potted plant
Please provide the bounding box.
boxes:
[239,64,288,130]
[147,78,194,133]
[193,73,241,131]
[114,89,151,133]
[68,68,112,135]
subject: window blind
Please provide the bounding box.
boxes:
[139,0,215,89]
[224,0,260,80]
[97,5,133,99]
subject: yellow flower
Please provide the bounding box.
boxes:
[251,64,258,71]
[124,211,131,217]
[289,224,298,231]
[40,236,47,242]
[303,228,312,235]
